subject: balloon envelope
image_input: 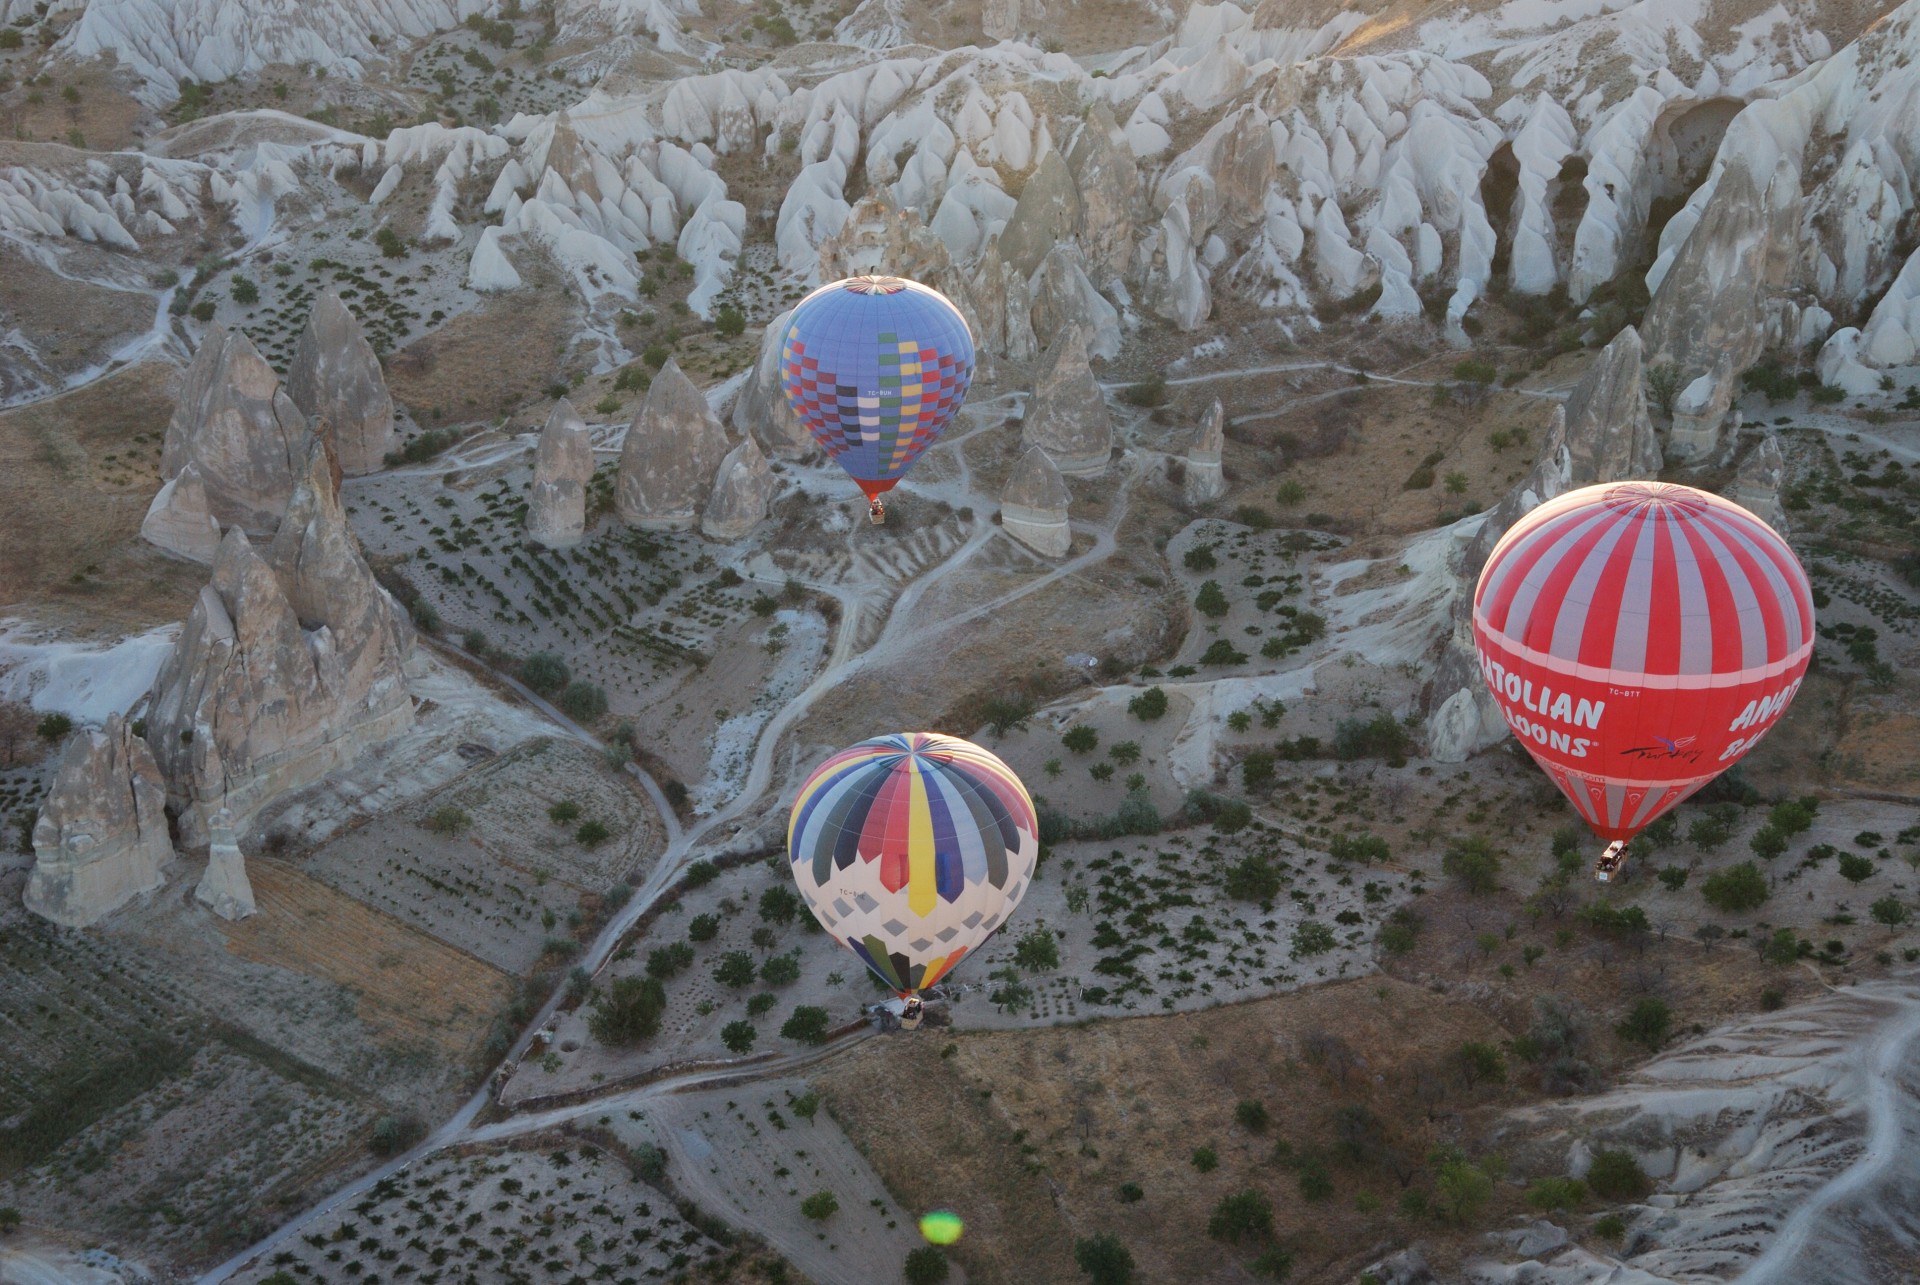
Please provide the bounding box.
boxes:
[778,276,976,502]
[1472,481,1813,841]
[787,732,1037,995]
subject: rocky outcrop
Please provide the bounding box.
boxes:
[734,309,815,459]
[702,437,776,540]
[139,461,223,564]
[145,443,415,846]
[195,807,257,920]
[1001,445,1071,557]
[998,150,1082,279]
[526,398,594,548]
[1029,242,1122,362]
[1640,156,1799,460]
[1185,399,1226,504]
[1021,326,1111,476]
[285,289,396,476]
[26,715,174,928]
[1426,328,1666,762]
[1066,104,1143,287]
[967,239,1039,366]
[158,327,309,533]
[616,358,730,531]
[1727,432,1787,530]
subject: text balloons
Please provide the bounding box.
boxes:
[1472,482,1813,841]
[788,733,1037,996]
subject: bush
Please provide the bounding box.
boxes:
[688,913,720,942]
[0,29,21,50]
[760,884,801,923]
[982,694,1035,735]
[1184,543,1218,570]
[1443,837,1501,894]
[1128,686,1169,720]
[1329,832,1389,864]
[1700,862,1768,912]
[684,858,720,887]
[1200,639,1248,665]
[1195,580,1230,617]
[1191,1144,1218,1172]
[575,819,611,847]
[1525,1177,1586,1212]
[646,942,694,979]
[548,799,581,824]
[761,954,801,986]
[1332,713,1410,764]
[1207,1189,1273,1243]
[1433,1155,1494,1224]
[1585,1148,1651,1200]
[1761,927,1801,966]
[631,1141,668,1183]
[1749,825,1788,860]
[190,299,217,323]
[1074,1234,1136,1285]
[521,651,571,694]
[1234,1100,1269,1133]
[904,1247,951,1284]
[1379,907,1422,954]
[35,713,72,742]
[0,1205,18,1234]
[1224,854,1282,903]
[781,1005,832,1045]
[425,806,471,835]
[714,951,756,987]
[1291,921,1336,958]
[589,976,667,1045]
[1593,1213,1627,1240]
[1062,725,1099,754]
[1120,376,1167,407]
[1769,799,1816,836]
[1014,925,1060,971]
[1837,852,1875,883]
[1616,997,1672,1050]
[713,305,746,337]
[747,992,777,1016]
[231,275,259,304]
[1870,896,1909,926]
[800,1190,838,1220]
[1296,1153,1333,1201]
[1249,1247,1293,1280]
[558,681,608,721]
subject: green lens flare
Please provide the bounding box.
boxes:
[918,1211,963,1245]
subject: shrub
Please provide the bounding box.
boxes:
[1207,1189,1273,1243]
[0,29,22,50]
[1128,687,1169,720]
[521,651,571,693]
[1062,725,1099,754]
[1525,1177,1586,1212]
[0,1205,19,1233]
[575,819,611,847]
[190,299,217,323]
[1224,854,1282,903]
[1200,639,1248,665]
[1870,896,1909,926]
[1332,713,1410,764]
[1250,1247,1293,1280]
[1769,799,1816,836]
[1117,1182,1144,1203]
[1191,1144,1218,1172]
[1749,825,1788,860]
[800,1190,838,1220]
[713,305,746,337]
[1296,1153,1333,1201]
[1291,921,1337,958]
[1074,1234,1136,1285]
[761,954,801,986]
[904,1246,951,1284]
[1234,1100,1270,1133]
[1379,907,1422,954]
[759,884,802,924]
[1700,862,1768,912]
[589,976,666,1045]
[646,942,694,979]
[714,951,756,988]
[35,713,72,742]
[1195,580,1230,617]
[425,806,471,835]
[1329,832,1389,863]
[1616,997,1672,1050]
[781,1005,832,1045]
[688,913,720,942]
[747,992,777,1016]
[1184,543,1217,571]
[1586,1148,1651,1200]
[982,694,1035,735]
[231,275,259,304]
[1761,927,1801,966]
[1433,1155,1494,1224]
[1014,925,1060,971]
[1120,376,1167,407]
[1443,837,1501,893]
[1592,1213,1627,1240]
[1837,852,1875,884]
[547,799,581,824]
[684,858,720,886]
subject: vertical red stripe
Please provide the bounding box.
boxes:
[1642,510,1682,674]
[1697,511,1788,666]
[1574,505,1645,669]
[1519,512,1623,658]
[870,763,915,893]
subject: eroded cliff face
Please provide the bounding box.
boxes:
[526,398,596,549]
[285,288,397,477]
[156,327,308,535]
[27,714,174,928]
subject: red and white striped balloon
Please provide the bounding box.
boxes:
[1471,481,1814,841]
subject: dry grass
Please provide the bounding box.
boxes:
[0,360,206,625]
[0,63,146,151]
[217,859,515,1063]
[385,265,582,427]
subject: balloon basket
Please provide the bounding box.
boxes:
[1593,840,1630,883]
[867,501,887,526]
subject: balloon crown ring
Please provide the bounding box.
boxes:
[842,275,908,294]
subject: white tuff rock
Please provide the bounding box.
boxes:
[285,289,396,476]
[158,327,309,534]
[526,399,595,549]
[195,806,257,921]
[1021,326,1111,476]
[616,358,730,531]
[140,462,223,565]
[1185,400,1226,504]
[26,715,174,928]
[1000,445,1071,557]
[701,437,777,541]
[733,310,815,459]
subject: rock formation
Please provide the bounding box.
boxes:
[998,150,1082,279]
[285,289,396,476]
[157,327,309,533]
[733,309,815,459]
[1726,432,1788,530]
[1001,445,1071,557]
[526,398,595,548]
[966,239,1039,366]
[1065,104,1143,287]
[702,437,776,540]
[139,461,223,564]
[1029,242,1122,362]
[616,358,730,531]
[1426,328,1664,762]
[1640,156,1799,460]
[26,715,173,928]
[1185,399,1226,504]
[145,441,415,846]
[195,807,257,920]
[1021,326,1111,476]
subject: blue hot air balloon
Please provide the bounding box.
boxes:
[778,276,976,511]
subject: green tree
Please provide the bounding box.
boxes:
[1128,687,1169,720]
[1870,896,1909,926]
[1290,921,1336,958]
[1700,862,1768,912]
[688,912,720,942]
[1234,1100,1270,1133]
[575,819,611,847]
[761,953,801,986]
[1014,925,1060,971]
[521,650,571,693]
[1063,725,1099,754]
[759,884,802,923]
[1525,1177,1586,1212]
[646,942,694,979]
[714,951,756,988]
[713,305,746,337]
[1769,799,1816,836]
[791,1090,820,1126]
[1195,580,1230,618]
[1433,1156,1494,1223]
[548,799,581,824]
[1074,1234,1136,1285]
[1585,1149,1651,1200]
[1296,1153,1333,1201]
[589,976,666,1045]
[1443,837,1502,894]
[1761,927,1801,965]
[1207,1189,1273,1243]
[781,1005,831,1045]
[559,681,608,721]
[0,1207,21,1235]
[1225,854,1282,903]
[800,1190,839,1220]
[1838,852,1875,883]
[721,1020,755,1054]
[35,713,71,742]
[1749,826,1787,860]
[904,1246,951,1284]
[1688,811,1734,851]
[1616,997,1672,1051]
[1451,1040,1507,1087]
[1191,1144,1218,1172]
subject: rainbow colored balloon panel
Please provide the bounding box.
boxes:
[777,277,976,501]
[787,733,1038,995]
